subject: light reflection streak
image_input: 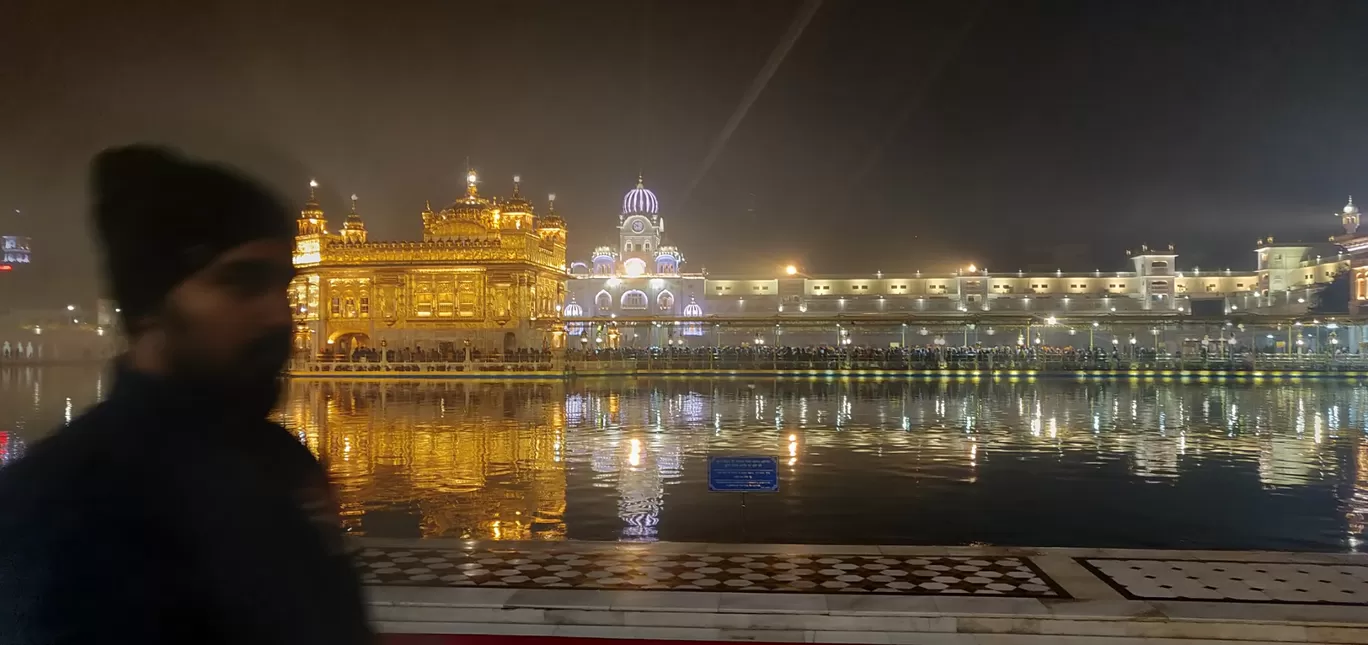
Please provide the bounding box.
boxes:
[0,373,1362,550]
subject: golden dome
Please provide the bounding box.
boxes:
[342,194,365,231]
[502,175,533,214]
[300,179,325,220]
[538,192,565,229]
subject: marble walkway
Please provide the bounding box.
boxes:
[359,538,1368,644]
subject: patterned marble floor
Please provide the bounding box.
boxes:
[1081,558,1368,605]
[356,546,1066,597]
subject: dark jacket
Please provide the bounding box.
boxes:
[0,366,373,644]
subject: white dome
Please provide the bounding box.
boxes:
[622,175,659,215]
[1345,196,1358,214]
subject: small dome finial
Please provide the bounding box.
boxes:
[465,168,479,197]
[636,173,644,188]
[308,179,318,200]
[350,194,359,211]
[512,175,522,198]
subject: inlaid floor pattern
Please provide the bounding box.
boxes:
[356,547,1065,596]
[1082,558,1368,605]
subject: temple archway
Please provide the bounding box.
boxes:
[330,331,371,357]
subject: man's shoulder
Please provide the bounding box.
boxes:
[0,402,125,491]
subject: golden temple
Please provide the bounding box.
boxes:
[290,171,568,358]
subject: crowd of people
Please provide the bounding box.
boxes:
[562,344,1173,369]
[302,341,1305,371]
[311,344,557,369]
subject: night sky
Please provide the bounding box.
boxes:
[1,0,1366,305]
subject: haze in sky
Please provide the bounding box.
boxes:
[1,0,1364,305]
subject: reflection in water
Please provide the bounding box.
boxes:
[4,368,1368,551]
[281,380,568,540]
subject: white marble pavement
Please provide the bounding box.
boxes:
[359,538,1368,643]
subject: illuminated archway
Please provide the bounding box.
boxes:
[329,331,371,356]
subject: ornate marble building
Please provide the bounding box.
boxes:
[565,176,705,345]
[565,178,1358,348]
[290,171,568,357]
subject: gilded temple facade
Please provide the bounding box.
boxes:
[291,171,568,357]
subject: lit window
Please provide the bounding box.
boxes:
[621,290,648,309]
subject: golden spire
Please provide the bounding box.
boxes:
[344,193,364,225]
[512,175,522,198]
[465,169,479,197]
[341,193,366,242]
[297,179,326,236]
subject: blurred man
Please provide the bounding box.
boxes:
[0,146,372,644]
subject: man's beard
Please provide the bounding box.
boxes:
[163,312,292,418]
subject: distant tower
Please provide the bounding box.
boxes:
[297,179,327,236]
[340,193,367,244]
[618,174,661,277]
[1342,196,1360,236]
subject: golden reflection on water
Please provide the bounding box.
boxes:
[272,378,1368,549]
[3,368,1368,549]
[282,380,567,540]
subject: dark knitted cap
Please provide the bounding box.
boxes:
[90,145,293,325]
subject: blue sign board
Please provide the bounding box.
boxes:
[708,456,780,492]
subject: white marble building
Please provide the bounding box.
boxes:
[566,179,1355,347]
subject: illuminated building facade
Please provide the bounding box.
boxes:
[565,176,705,345]
[291,171,568,357]
[1330,197,1368,314]
[566,180,1354,347]
[1,236,29,268]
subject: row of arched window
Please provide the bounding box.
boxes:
[589,257,680,276]
[563,300,705,336]
[564,293,705,315]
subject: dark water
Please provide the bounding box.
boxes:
[3,366,1367,551]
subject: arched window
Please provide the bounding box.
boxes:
[657,290,675,311]
[656,257,677,275]
[621,290,648,309]
[623,257,646,277]
[594,290,612,311]
[563,302,586,335]
[682,302,703,336]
